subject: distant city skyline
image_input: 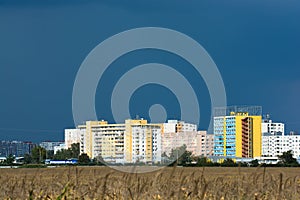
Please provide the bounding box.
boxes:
[0,1,299,142]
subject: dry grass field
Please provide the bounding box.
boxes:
[0,166,300,199]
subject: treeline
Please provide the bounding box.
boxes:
[0,143,103,166]
[1,143,299,167]
[165,146,299,167]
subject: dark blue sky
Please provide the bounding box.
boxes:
[0,0,299,142]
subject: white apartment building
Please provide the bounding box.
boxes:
[54,143,66,154]
[261,118,300,159]
[262,133,300,159]
[262,119,285,135]
[40,141,64,151]
[126,121,161,164]
[64,129,83,149]
[77,120,125,162]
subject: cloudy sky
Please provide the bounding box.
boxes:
[0,0,299,142]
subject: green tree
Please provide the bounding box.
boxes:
[170,145,185,165]
[78,153,90,164]
[181,150,193,165]
[249,159,259,167]
[169,145,193,166]
[221,158,237,167]
[46,150,54,160]
[278,150,299,166]
[93,155,105,165]
[70,143,80,158]
[23,153,32,164]
[161,152,169,164]
[5,154,15,165]
[53,143,80,160]
[54,149,70,160]
[196,157,213,166]
[31,146,46,163]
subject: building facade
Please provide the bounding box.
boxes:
[198,131,214,157]
[64,129,83,149]
[124,120,162,164]
[66,119,202,164]
[40,141,64,151]
[54,143,66,154]
[214,111,262,159]
[262,133,300,159]
[78,120,125,162]
[262,118,285,135]
[163,120,197,133]
[0,141,35,157]
[161,131,213,157]
[262,118,300,159]
[76,119,162,164]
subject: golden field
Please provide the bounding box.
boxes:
[0,166,300,199]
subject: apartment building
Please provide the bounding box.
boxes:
[64,129,83,149]
[161,131,213,157]
[262,133,300,158]
[163,120,197,133]
[213,106,262,159]
[40,141,64,151]
[262,118,285,135]
[124,119,162,164]
[77,120,125,162]
[262,118,300,159]
[76,119,162,164]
